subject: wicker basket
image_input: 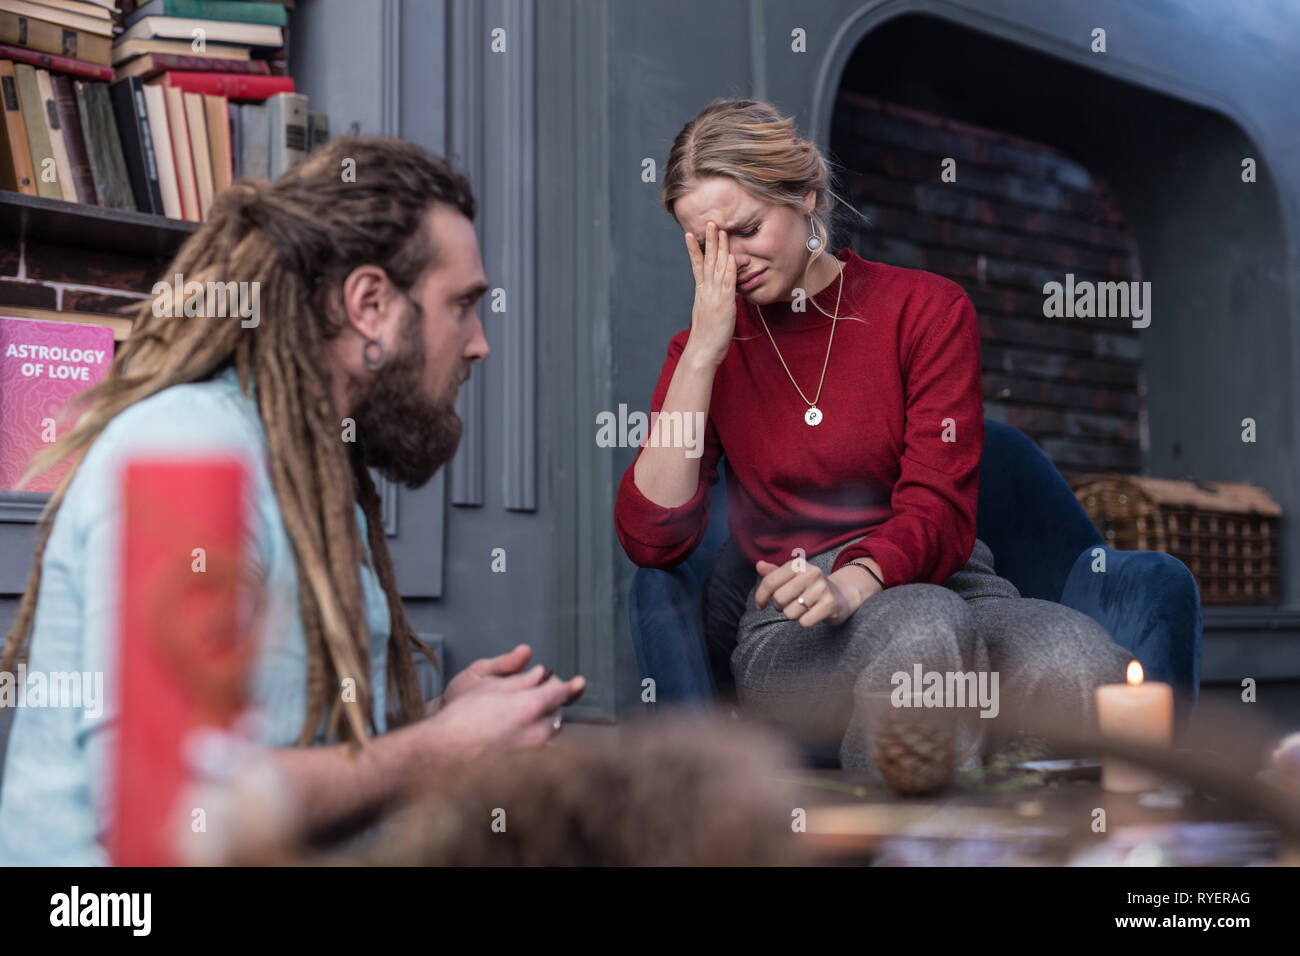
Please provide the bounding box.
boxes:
[1069,474,1283,606]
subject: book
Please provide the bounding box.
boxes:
[34,67,75,200]
[0,316,114,493]
[12,62,59,198]
[151,70,292,101]
[49,71,96,202]
[307,109,326,151]
[0,10,112,65]
[112,36,250,63]
[126,0,287,27]
[33,0,113,20]
[114,51,269,82]
[119,15,282,49]
[265,89,303,180]
[236,98,262,179]
[109,75,165,214]
[182,89,210,217]
[111,456,257,866]
[0,0,114,37]
[0,40,112,80]
[202,89,227,194]
[74,78,135,209]
[0,59,37,193]
[159,81,196,219]
[140,79,179,217]
[225,97,236,178]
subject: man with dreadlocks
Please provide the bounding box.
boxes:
[0,136,584,865]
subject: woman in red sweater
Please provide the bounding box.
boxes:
[615,99,1130,774]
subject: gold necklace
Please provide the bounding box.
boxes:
[755,260,844,426]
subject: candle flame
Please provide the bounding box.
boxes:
[1126,660,1144,686]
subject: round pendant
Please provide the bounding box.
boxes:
[804,406,823,426]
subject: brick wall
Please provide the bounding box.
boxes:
[830,91,1145,480]
[0,237,157,331]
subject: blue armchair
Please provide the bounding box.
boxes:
[629,419,1202,735]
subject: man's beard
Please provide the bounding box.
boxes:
[349,305,462,489]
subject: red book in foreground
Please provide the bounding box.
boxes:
[110,457,262,867]
[153,70,295,101]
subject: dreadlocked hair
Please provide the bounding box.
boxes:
[1,136,476,748]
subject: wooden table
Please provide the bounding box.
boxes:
[791,759,1292,866]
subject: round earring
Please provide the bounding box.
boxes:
[805,215,822,252]
[362,338,386,371]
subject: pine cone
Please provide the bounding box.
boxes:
[871,706,957,795]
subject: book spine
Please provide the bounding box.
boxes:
[127,0,288,28]
[161,82,197,220]
[34,68,76,201]
[49,72,97,203]
[124,16,282,50]
[266,90,305,181]
[307,110,327,152]
[141,81,180,218]
[0,1,114,38]
[237,100,265,181]
[76,80,136,210]
[0,41,114,81]
[125,52,270,80]
[160,71,293,101]
[0,60,38,194]
[0,11,113,66]
[182,90,211,218]
[93,82,138,211]
[13,63,59,198]
[72,79,104,204]
[203,91,229,194]
[226,99,239,180]
[109,75,165,214]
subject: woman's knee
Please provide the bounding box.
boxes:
[982,598,1130,685]
[842,583,981,674]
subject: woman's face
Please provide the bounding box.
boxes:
[673,176,815,305]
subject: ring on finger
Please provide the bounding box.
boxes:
[552,712,563,732]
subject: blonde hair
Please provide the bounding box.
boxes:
[661,98,835,273]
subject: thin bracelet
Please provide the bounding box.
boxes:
[846,560,886,591]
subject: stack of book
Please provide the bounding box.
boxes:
[0,0,328,222]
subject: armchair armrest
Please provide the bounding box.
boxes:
[1059,545,1202,732]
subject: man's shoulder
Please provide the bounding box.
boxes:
[66,368,271,522]
[98,366,265,453]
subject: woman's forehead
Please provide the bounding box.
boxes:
[676,177,763,233]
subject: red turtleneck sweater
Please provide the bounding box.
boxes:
[614,247,984,589]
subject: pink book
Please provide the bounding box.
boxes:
[0,316,114,492]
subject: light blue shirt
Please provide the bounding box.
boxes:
[0,365,392,865]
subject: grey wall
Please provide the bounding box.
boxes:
[293,0,559,700]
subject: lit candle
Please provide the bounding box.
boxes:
[1094,660,1173,793]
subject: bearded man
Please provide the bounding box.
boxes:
[0,137,583,865]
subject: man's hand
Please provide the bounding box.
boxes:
[431,664,586,763]
[754,557,882,627]
[424,643,535,717]
[271,659,586,839]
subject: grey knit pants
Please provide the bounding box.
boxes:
[729,536,1132,776]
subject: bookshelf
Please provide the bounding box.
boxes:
[0,189,198,256]
[1,0,296,526]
